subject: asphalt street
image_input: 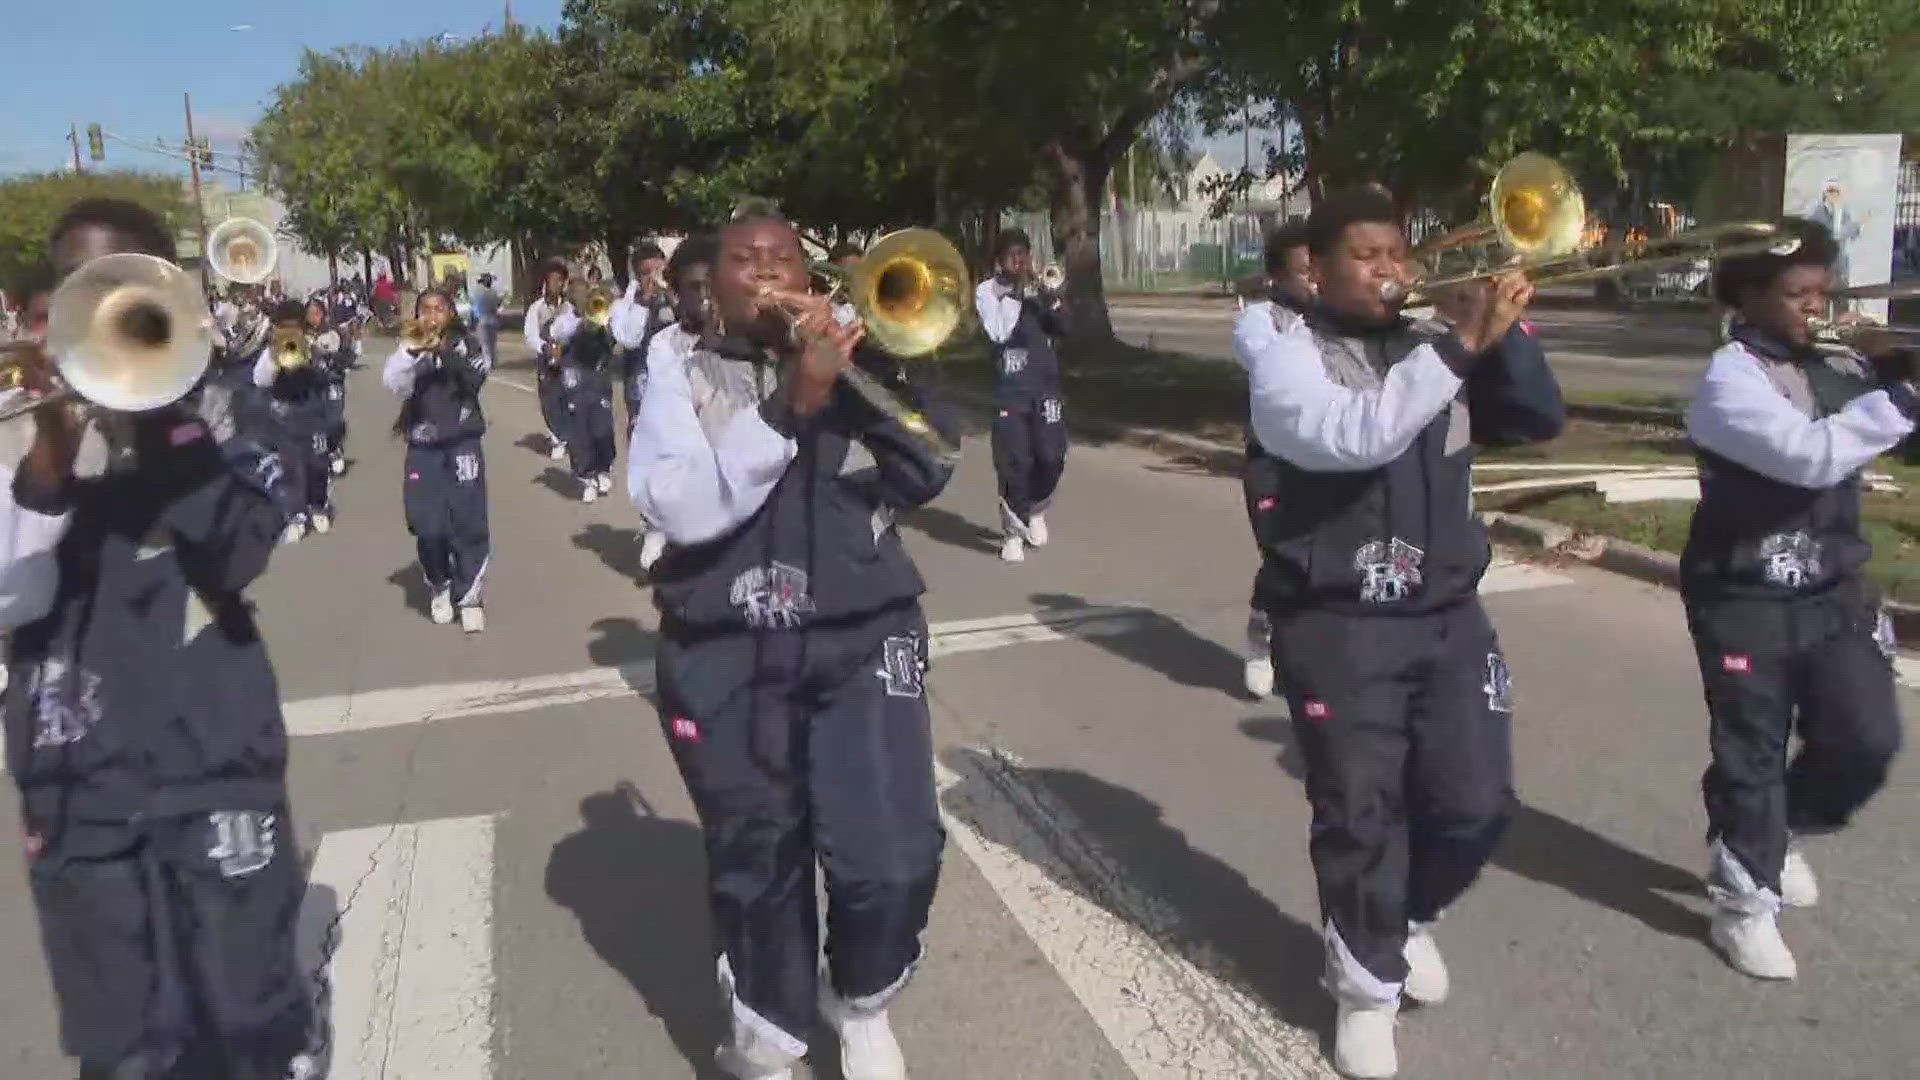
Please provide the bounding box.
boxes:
[0,332,1915,1080]
[1110,300,1722,399]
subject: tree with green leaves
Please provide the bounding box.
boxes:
[0,171,190,295]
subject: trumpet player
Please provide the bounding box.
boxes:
[629,233,718,572]
[612,242,673,430]
[1241,187,1563,1080]
[523,261,578,461]
[306,297,351,478]
[251,302,336,541]
[558,287,618,503]
[1681,219,1911,982]
[384,289,492,633]
[629,212,959,1080]
[5,197,317,1080]
[975,228,1069,563]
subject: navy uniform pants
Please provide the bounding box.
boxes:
[31,807,313,1079]
[536,361,568,445]
[655,603,944,1060]
[561,366,616,479]
[991,394,1068,525]
[1686,585,1902,902]
[403,436,490,606]
[1272,599,1513,998]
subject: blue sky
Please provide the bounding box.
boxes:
[0,0,565,180]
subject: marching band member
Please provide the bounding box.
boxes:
[975,228,1069,563]
[612,242,674,429]
[556,292,618,503]
[629,211,958,1080]
[1682,219,1909,981]
[384,289,492,632]
[252,302,335,541]
[308,298,351,478]
[1242,186,1562,1079]
[523,262,578,461]
[1232,217,1313,698]
[5,197,314,1080]
[629,233,718,571]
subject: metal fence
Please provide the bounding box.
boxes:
[1002,200,1288,293]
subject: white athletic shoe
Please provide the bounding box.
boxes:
[1243,657,1275,698]
[581,481,599,504]
[596,472,614,495]
[428,590,455,626]
[460,606,485,634]
[329,455,346,476]
[1027,512,1050,547]
[280,519,306,545]
[639,530,669,572]
[714,1046,792,1080]
[309,511,332,535]
[549,440,568,461]
[1401,925,1450,1005]
[1000,535,1025,563]
[1781,843,1819,908]
[824,996,908,1080]
[1711,909,1797,980]
[1333,999,1399,1078]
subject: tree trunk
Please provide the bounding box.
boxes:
[1047,140,1114,343]
[327,253,338,287]
[604,226,635,293]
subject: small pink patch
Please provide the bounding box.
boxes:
[1256,496,1277,511]
[670,717,701,742]
[169,421,206,446]
[407,472,421,481]
[1722,654,1752,674]
[1518,320,1536,336]
[1303,699,1330,720]
[23,833,42,859]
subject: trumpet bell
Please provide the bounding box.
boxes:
[848,228,971,358]
[398,318,440,352]
[1488,152,1586,259]
[45,253,211,412]
[582,286,616,326]
[270,326,309,370]
[1039,265,1066,291]
[206,217,279,285]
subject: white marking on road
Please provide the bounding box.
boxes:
[489,374,536,394]
[1481,559,1573,594]
[301,814,497,1080]
[936,748,1334,1078]
[1894,655,1920,691]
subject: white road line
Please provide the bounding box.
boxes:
[937,748,1334,1079]
[489,374,536,394]
[1894,656,1920,691]
[301,814,497,1080]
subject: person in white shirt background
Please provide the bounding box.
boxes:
[626,233,717,573]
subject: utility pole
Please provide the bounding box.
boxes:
[68,123,83,173]
[184,93,211,290]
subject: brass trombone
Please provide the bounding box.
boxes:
[206,216,279,285]
[399,317,442,353]
[269,326,309,370]
[580,286,616,327]
[0,253,212,421]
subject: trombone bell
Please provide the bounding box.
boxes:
[582,286,616,327]
[847,228,971,358]
[270,326,309,370]
[1489,152,1586,258]
[43,253,211,413]
[206,217,280,285]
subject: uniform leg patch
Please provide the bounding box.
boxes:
[877,635,927,698]
[206,810,278,879]
[1484,652,1513,713]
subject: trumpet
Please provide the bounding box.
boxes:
[1038,264,1066,292]
[1810,317,1920,353]
[581,285,616,327]
[206,217,279,286]
[0,253,212,422]
[399,318,442,353]
[269,326,309,370]
[761,227,971,460]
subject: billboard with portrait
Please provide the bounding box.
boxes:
[1783,134,1904,321]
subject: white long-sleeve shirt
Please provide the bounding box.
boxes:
[626,345,795,546]
[1241,311,1465,472]
[1230,301,1304,373]
[522,298,578,358]
[974,278,1022,344]
[610,290,670,351]
[0,395,71,631]
[381,344,424,397]
[1686,340,1915,489]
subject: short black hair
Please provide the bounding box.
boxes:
[666,233,718,287]
[539,259,568,283]
[827,240,861,262]
[49,197,174,261]
[1711,217,1837,308]
[728,196,785,223]
[994,228,1032,261]
[631,241,666,264]
[269,300,306,325]
[1264,216,1311,274]
[1306,186,1400,258]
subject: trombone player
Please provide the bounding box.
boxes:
[1,197,315,1080]
[1240,185,1562,1079]
[975,228,1070,563]
[523,261,578,462]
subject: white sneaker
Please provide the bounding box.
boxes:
[823,996,908,1080]
[329,455,346,476]
[1000,535,1025,563]
[309,511,332,535]
[1710,909,1797,980]
[1027,512,1050,547]
[639,530,668,571]
[596,472,614,494]
[1781,844,1819,908]
[1333,999,1399,1078]
[1244,657,1275,698]
[428,589,455,625]
[1401,926,1450,1005]
[281,519,306,545]
[460,606,485,634]
[549,440,568,461]
[714,1046,793,1080]
[581,481,598,504]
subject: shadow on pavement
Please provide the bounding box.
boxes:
[545,783,727,1079]
[1030,592,1244,696]
[586,615,657,685]
[384,564,432,619]
[938,747,1333,1047]
[537,467,581,499]
[899,505,1001,555]
[1239,717,1704,940]
[575,523,647,583]
[514,432,553,457]
[292,880,341,1080]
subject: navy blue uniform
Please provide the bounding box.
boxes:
[384,333,491,608]
[976,280,1069,529]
